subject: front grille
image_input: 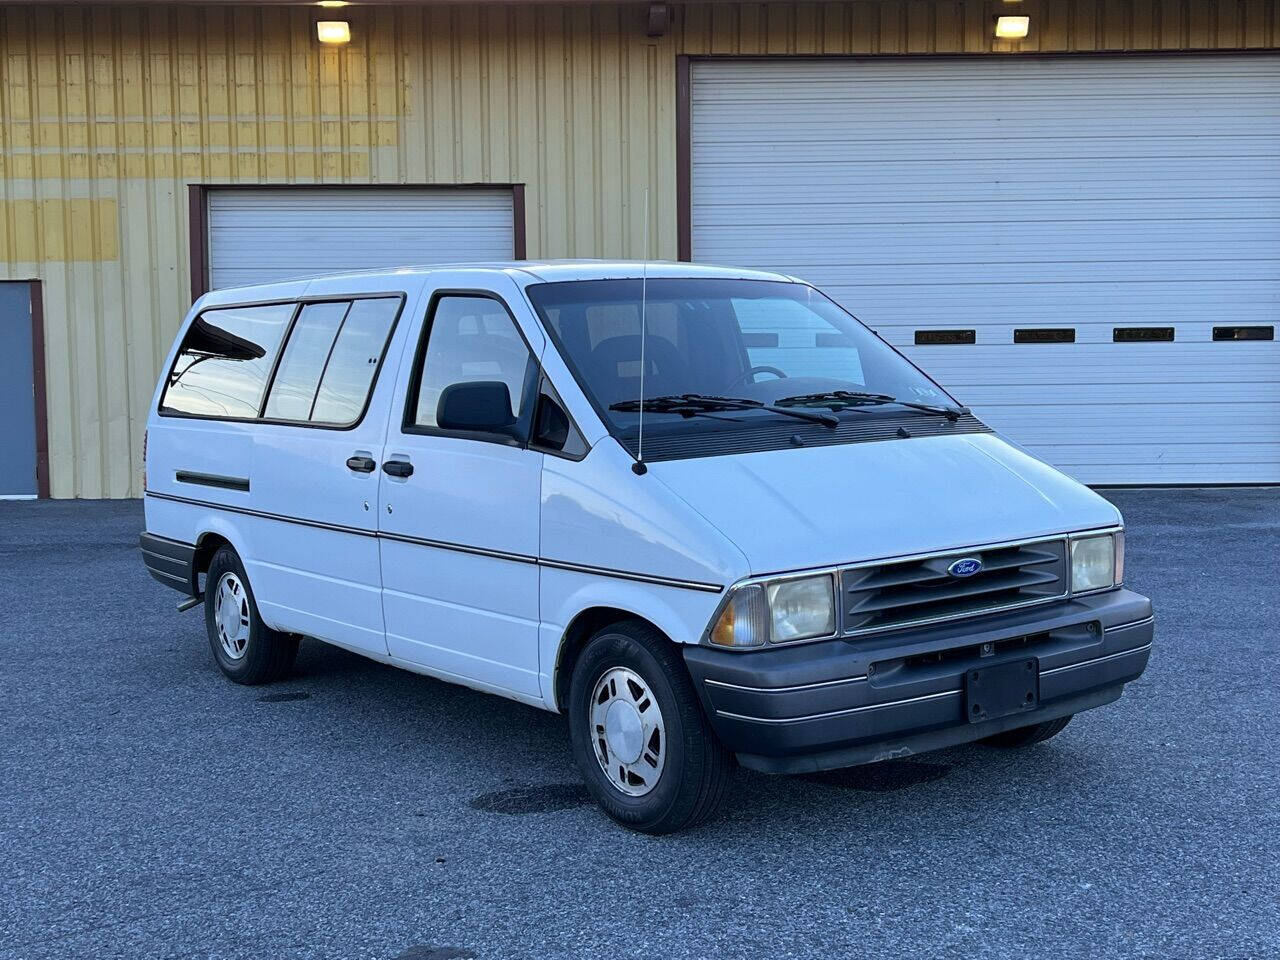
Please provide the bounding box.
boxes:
[841,538,1068,635]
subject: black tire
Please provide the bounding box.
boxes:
[204,546,299,685]
[568,621,733,834]
[983,715,1073,748]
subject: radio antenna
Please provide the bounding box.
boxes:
[632,187,650,476]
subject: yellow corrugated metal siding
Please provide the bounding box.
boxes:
[0,2,1274,497]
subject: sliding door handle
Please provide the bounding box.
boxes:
[382,459,414,478]
[346,455,377,473]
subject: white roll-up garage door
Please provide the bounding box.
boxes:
[207,187,515,290]
[691,56,1280,484]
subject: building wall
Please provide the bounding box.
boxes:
[1,1,1275,497]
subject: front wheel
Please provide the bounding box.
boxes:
[983,715,1073,748]
[204,546,299,685]
[568,621,733,833]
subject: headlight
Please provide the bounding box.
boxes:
[708,574,835,648]
[768,576,836,642]
[1070,532,1121,593]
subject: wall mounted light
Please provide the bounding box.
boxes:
[317,1,348,7]
[994,15,1030,39]
[316,20,351,44]
[647,3,671,38]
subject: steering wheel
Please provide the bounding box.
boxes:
[729,365,788,389]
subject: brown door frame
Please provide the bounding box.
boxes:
[676,49,1279,262]
[12,279,52,499]
[187,182,529,303]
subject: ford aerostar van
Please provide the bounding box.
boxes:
[141,261,1153,833]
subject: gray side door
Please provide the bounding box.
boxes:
[0,282,38,498]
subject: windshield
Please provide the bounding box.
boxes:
[525,278,954,446]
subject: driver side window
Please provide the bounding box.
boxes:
[409,295,537,439]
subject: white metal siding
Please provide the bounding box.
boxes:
[691,56,1280,484]
[207,188,514,289]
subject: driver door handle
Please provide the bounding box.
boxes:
[346,455,377,473]
[382,459,414,478]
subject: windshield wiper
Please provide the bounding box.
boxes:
[776,390,969,422]
[610,394,838,428]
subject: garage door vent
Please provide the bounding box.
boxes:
[1213,326,1274,342]
[1113,327,1175,343]
[1013,329,1075,344]
[915,330,975,346]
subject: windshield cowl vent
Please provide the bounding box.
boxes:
[625,409,990,462]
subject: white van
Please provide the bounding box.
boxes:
[141,261,1153,832]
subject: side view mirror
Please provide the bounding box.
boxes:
[437,380,516,434]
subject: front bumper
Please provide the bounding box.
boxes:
[683,588,1153,774]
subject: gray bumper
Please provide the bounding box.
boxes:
[683,588,1153,774]
[139,532,197,596]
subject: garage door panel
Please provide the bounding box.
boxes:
[913,369,1278,395]
[872,315,1278,335]
[924,380,1278,405]
[697,116,1280,147]
[695,58,1280,90]
[692,56,1280,483]
[207,188,514,290]
[972,401,1274,440]
[879,322,1279,341]
[701,158,1280,190]
[837,281,1280,318]
[1024,442,1280,466]
[1036,454,1280,485]
[709,230,1280,255]
[695,198,1280,228]
[746,261,1280,287]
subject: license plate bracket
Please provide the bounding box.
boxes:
[965,657,1039,723]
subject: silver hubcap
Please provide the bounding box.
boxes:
[213,572,251,661]
[590,667,666,797]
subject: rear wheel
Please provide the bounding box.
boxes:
[983,715,1073,748]
[568,621,733,834]
[204,546,299,685]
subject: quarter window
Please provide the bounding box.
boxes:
[410,296,536,434]
[161,303,294,418]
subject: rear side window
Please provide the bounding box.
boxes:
[311,298,401,424]
[264,301,351,421]
[262,296,400,425]
[161,303,294,418]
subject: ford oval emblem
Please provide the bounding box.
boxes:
[948,557,983,578]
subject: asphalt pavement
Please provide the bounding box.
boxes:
[1,489,1277,960]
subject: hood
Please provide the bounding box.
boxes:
[649,433,1120,576]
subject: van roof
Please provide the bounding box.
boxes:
[200,260,801,301]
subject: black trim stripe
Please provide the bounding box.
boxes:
[538,558,722,592]
[175,471,250,492]
[1040,642,1152,677]
[144,491,724,594]
[378,529,538,567]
